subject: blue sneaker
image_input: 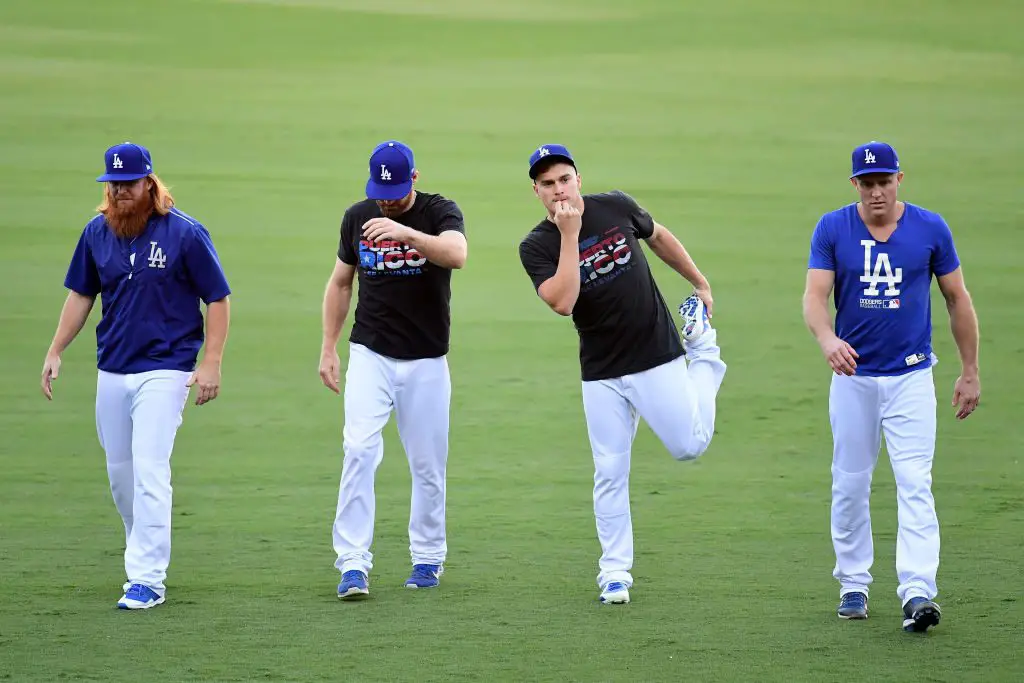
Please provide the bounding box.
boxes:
[337,570,369,600]
[405,564,443,589]
[837,591,868,619]
[599,581,630,604]
[117,583,165,610]
[679,294,710,342]
[902,597,941,632]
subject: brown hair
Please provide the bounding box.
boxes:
[96,174,175,216]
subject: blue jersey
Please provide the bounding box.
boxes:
[808,202,960,377]
[64,208,231,375]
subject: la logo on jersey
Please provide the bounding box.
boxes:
[112,154,124,169]
[858,239,901,309]
[147,241,167,269]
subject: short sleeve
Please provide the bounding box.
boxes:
[808,217,835,271]
[183,226,231,304]
[519,236,559,291]
[337,209,357,266]
[434,200,466,237]
[931,216,961,277]
[613,191,655,239]
[64,229,101,296]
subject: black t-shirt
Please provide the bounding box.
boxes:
[338,192,465,360]
[518,190,684,381]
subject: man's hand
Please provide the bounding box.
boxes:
[187,361,221,405]
[694,284,714,319]
[819,335,859,376]
[362,218,415,243]
[951,373,980,420]
[41,352,61,400]
[319,348,341,394]
[552,201,582,236]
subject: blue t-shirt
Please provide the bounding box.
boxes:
[64,208,231,374]
[808,202,960,377]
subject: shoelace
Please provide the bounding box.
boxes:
[841,593,865,607]
[126,584,152,599]
[342,570,365,584]
[410,566,438,581]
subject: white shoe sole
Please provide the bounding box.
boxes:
[118,595,166,610]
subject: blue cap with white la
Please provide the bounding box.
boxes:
[97,142,154,182]
[851,141,900,178]
[529,143,576,179]
[366,141,415,200]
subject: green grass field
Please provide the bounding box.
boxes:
[2,1,1022,681]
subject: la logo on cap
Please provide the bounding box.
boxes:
[864,149,876,164]
[112,154,124,169]
[538,147,550,157]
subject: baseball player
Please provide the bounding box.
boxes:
[517,144,727,605]
[40,142,232,610]
[803,141,981,632]
[319,140,467,600]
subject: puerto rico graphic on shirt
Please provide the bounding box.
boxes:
[579,227,634,292]
[358,239,426,277]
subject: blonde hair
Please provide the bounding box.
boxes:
[96,173,175,215]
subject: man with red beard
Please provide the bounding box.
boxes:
[40,142,231,610]
[319,140,467,599]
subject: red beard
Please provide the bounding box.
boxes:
[106,192,155,239]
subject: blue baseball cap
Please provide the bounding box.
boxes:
[366,140,415,200]
[529,143,576,179]
[850,141,900,178]
[96,142,154,182]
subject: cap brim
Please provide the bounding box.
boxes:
[96,172,150,182]
[366,178,413,201]
[850,167,899,178]
[529,155,575,179]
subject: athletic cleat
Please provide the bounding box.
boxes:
[337,570,370,600]
[902,597,941,632]
[837,591,868,619]
[599,581,630,604]
[117,583,165,610]
[679,294,710,342]
[405,564,443,589]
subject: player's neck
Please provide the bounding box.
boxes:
[858,200,905,230]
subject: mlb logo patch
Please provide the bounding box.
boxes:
[887,299,901,309]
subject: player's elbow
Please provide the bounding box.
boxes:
[943,286,972,309]
[448,250,467,270]
[551,301,574,316]
[542,293,573,316]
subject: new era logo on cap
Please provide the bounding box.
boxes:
[529,143,576,179]
[851,141,900,178]
[97,142,154,182]
[366,141,415,201]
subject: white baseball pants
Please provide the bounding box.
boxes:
[95,369,191,595]
[829,366,939,604]
[582,330,727,590]
[333,343,450,575]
